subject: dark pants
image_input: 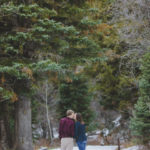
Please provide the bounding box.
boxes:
[77,141,86,150]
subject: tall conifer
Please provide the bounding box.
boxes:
[130,53,150,145]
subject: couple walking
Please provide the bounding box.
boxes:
[59,110,87,150]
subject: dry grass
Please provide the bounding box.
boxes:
[87,140,100,145]
[34,138,60,150]
[121,141,135,148]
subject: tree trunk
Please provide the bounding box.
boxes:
[0,102,9,150]
[0,120,8,150]
[3,102,14,148]
[41,123,47,138]
[50,121,54,138]
[45,81,53,143]
[118,138,120,150]
[15,96,33,150]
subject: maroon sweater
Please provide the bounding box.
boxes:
[59,117,75,139]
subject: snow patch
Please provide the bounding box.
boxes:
[87,130,101,141]
[53,145,118,150]
[88,135,99,140]
[122,146,139,150]
[39,145,140,150]
[95,130,101,134]
[102,128,109,136]
[53,128,59,138]
[39,147,48,150]
[113,115,121,127]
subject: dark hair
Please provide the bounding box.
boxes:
[76,113,83,123]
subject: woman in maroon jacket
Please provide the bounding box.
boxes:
[59,110,75,150]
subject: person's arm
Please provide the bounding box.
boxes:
[74,122,79,140]
[70,121,75,138]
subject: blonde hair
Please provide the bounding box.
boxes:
[66,110,74,116]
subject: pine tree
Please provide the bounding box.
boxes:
[58,74,93,125]
[130,52,150,145]
[0,0,100,149]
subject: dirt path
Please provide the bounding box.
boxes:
[53,145,118,150]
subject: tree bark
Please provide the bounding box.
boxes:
[45,81,53,143]
[15,96,33,150]
[0,102,9,150]
[0,120,8,150]
[3,102,14,148]
[41,123,47,138]
[118,138,120,150]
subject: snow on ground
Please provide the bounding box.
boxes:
[39,145,140,150]
[52,145,118,150]
[122,146,139,150]
[53,128,59,138]
[88,135,99,140]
